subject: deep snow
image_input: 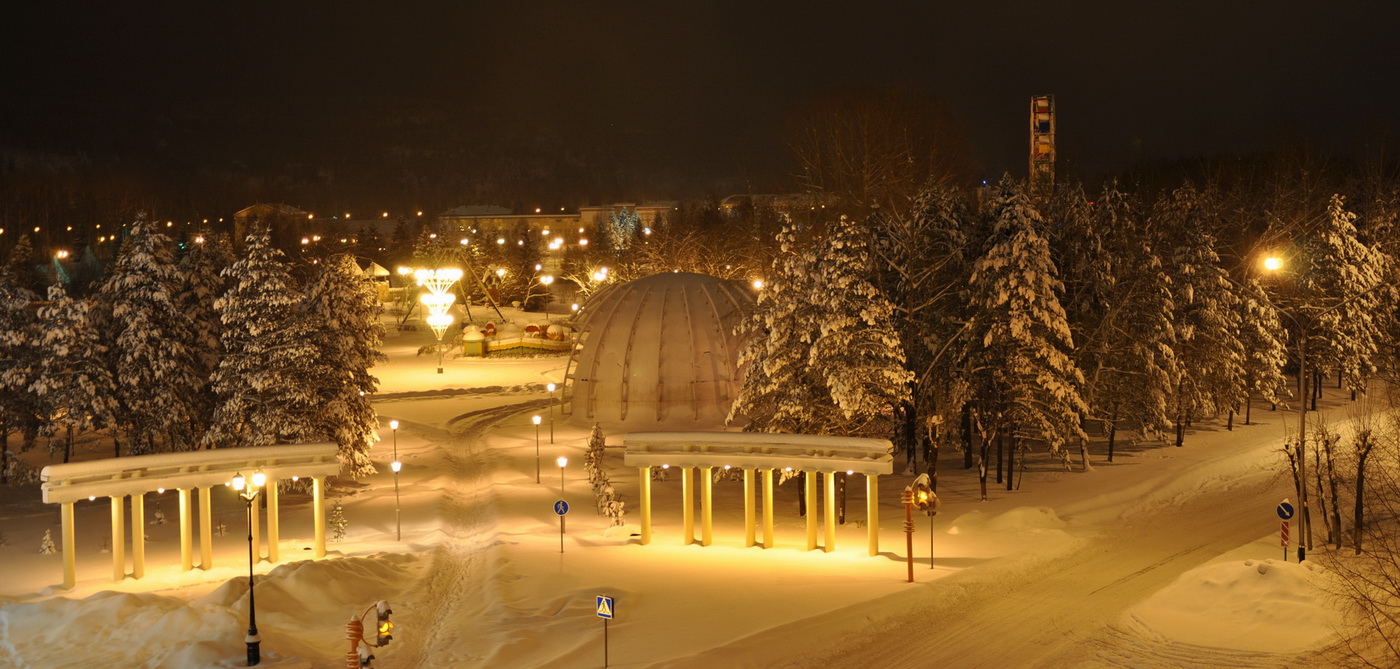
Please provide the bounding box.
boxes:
[0,308,1362,667]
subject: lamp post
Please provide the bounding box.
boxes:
[1263,255,1389,561]
[532,415,543,484]
[546,382,557,443]
[557,456,568,553]
[414,268,463,375]
[232,471,267,666]
[389,419,401,541]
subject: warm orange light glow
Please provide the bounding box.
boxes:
[1263,256,1284,271]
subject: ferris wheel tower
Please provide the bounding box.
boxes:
[1030,95,1055,194]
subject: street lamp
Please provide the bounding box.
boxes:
[557,456,568,553]
[232,470,267,666]
[546,383,557,443]
[389,420,401,541]
[532,415,543,484]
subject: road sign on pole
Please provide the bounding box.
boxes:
[554,500,570,516]
[596,595,614,668]
[1277,499,1295,562]
[1277,500,1295,520]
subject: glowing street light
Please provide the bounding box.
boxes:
[532,415,543,484]
[414,269,463,374]
[389,420,401,540]
[232,470,267,665]
[1263,256,1284,272]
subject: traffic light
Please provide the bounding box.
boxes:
[376,600,394,646]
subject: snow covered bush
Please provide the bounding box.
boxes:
[329,501,348,542]
[40,529,56,554]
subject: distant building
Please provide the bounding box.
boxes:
[233,203,311,252]
[718,193,837,216]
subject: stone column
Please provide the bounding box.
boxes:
[313,477,327,558]
[131,493,145,579]
[805,472,818,551]
[111,495,126,581]
[198,486,213,570]
[266,479,280,563]
[866,474,879,557]
[700,466,713,547]
[61,501,76,589]
[179,489,193,571]
[681,467,694,546]
[823,472,836,553]
[638,466,652,545]
[743,468,756,548]
[762,469,775,549]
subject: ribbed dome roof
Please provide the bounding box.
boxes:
[567,272,755,429]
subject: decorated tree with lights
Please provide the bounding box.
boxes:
[30,282,119,463]
[206,229,320,449]
[304,254,385,478]
[96,215,203,455]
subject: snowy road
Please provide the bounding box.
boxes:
[674,409,1354,669]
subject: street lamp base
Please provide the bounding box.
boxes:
[437,367,444,374]
[246,638,261,666]
[1298,546,1306,562]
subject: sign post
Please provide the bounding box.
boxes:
[1277,499,1295,562]
[596,595,614,667]
[554,500,569,554]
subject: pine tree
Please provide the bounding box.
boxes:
[40,529,56,554]
[177,232,233,435]
[30,283,120,463]
[607,208,640,252]
[4,233,45,299]
[206,229,320,449]
[0,267,43,482]
[966,176,1087,498]
[808,215,912,430]
[1299,194,1391,393]
[1235,278,1289,420]
[97,215,203,454]
[304,254,386,478]
[1159,186,1246,447]
[329,501,348,541]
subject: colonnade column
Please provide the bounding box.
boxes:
[198,486,213,570]
[681,467,694,546]
[178,488,193,571]
[131,493,145,579]
[313,477,327,558]
[61,501,76,589]
[266,479,280,563]
[638,466,652,545]
[805,472,818,551]
[866,474,879,557]
[822,472,836,553]
[762,469,775,549]
[700,466,714,547]
[110,495,126,581]
[743,468,756,548]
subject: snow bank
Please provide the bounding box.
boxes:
[946,506,1067,535]
[1127,558,1338,652]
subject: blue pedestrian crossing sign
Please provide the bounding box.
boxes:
[596,595,614,619]
[1277,500,1295,520]
[554,500,569,515]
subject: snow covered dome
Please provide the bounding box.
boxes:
[567,272,755,429]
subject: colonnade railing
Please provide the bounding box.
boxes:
[40,443,341,590]
[622,432,894,555]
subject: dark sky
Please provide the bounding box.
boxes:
[4,2,1399,206]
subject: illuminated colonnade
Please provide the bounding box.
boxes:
[40,444,341,590]
[623,432,893,555]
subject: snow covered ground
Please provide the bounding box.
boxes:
[0,309,1366,667]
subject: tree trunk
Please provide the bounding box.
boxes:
[901,400,917,473]
[1107,405,1118,462]
[1245,396,1252,425]
[1314,446,1330,545]
[1,425,9,485]
[64,425,74,464]
[1355,436,1373,554]
[1174,408,1184,448]
[961,406,973,470]
[995,431,1004,484]
[1325,436,1341,550]
[1227,408,1234,431]
[1006,431,1015,492]
[113,432,121,458]
[977,438,990,502]
[926,422,939,494]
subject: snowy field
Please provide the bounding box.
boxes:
[0,308,1365,667]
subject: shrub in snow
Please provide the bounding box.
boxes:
[329,501,348,541]
[40,529,56,554]
[584,424,626,526]
[151,504,166,525]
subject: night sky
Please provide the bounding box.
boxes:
[4,2,1399,210]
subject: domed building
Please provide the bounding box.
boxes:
[565,272,755,430]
